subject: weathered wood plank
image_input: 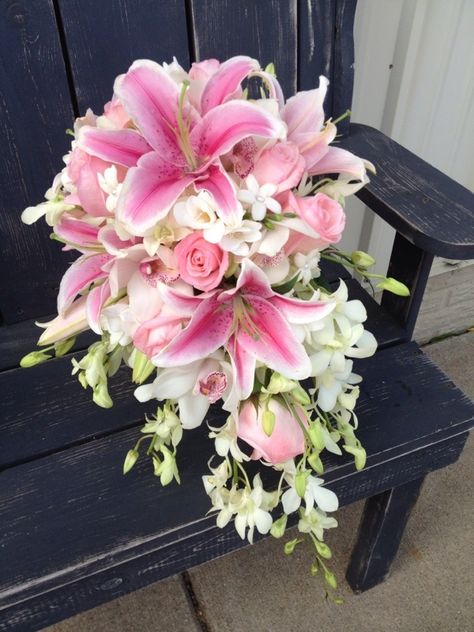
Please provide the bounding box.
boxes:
[0,429,469,630]
[189,0,297,98]
[0,0,76,323]
[341,123,474,259]
[1,342,473,611]
[297,0,336,113]
[56,0,190,114]
[332,0,357,135]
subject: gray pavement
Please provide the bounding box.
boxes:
[47,332,474,632]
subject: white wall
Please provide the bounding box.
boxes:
[342,0,474,276]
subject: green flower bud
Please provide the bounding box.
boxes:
[264,62,276,76]
[54,337,76,357]
[93,382,113,408]
[262,409,276,436]
[123,449,139,474]
[295,470,309,498]
[132,350,155,384]
[315,540,332,559]
[310,561,319,576]
[284,538,302,555]
[324,569,338,590]
[291,385,311,406]
[343,444,367,470]
[308,421,325,451]
[20,350,52,368]
[376,277,410,297]
[351,250,375,268]
[267,372,297,394]
[307,452,324,474]
[270,514,288,539]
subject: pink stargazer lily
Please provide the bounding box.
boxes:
[78,57,285,235]
[155,260,335,398]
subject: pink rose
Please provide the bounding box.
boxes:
[175,233,228,292]
[133,312,184,359]
[252,142,305,193]
[295,193,346,245]
[237,398,306,464]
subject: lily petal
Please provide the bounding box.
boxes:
[191,100,285,163]
[194,164,241,220]
[37,296,88,345]
[282,76,329,137]
[114,59,188,162]
[57,253,112,316]
[226,335,256,400]
[154,296,233,366]
[157,283,206,316]
[238,296,311,379]
[308,145,367,180]
[269,293,335,324]
[55,217,100,249]
[86,280,111,334]
[78,127,152,167]
[117,151,194,235]
[200,55,259,114]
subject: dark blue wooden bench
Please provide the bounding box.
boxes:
[1,2,473,630]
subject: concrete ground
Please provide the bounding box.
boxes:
[47,333,474,632]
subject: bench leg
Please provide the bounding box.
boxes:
[346,476,425,593]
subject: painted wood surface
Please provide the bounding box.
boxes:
[189,0,297,98]
[57,0,190,115]
[1,342,473,609]
[342,124,474,259]
[0,0,75,324]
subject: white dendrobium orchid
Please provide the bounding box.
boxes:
[298,508,338,540]
[281,463,339,516]
[233,474,274,543]
[208,415,248,461]
[238,174,281,221]
[293,250,321,285]
[134,354,234,429]
[205,217,261,256]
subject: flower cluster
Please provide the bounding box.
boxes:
[21,56,408,597]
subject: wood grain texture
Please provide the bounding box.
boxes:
[0,0,76,324]
[189,0,297,98]
[0,432,469,630]
[56,0,190,114]
[298,0,336,113]
[1,343,473,611]
[332,0,357,135]
[346,476,425,592]
[341,123,474,259]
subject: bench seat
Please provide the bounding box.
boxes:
[1,334,473,630]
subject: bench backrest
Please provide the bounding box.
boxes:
[0,0,357,326]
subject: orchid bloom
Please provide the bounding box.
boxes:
[155,260,335,399]
[78,57,285,236]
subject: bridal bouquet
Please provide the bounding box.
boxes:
[21,56,408,598]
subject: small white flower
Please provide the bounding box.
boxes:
[238,174,281,221]
[206,218,262,256]
[298,508,338,540]
[233,475,273,543]
[293,249,321,285]
[173,191,219,230]
[281,467,339,516]
[208,416,249,462]
[98,165,122,212]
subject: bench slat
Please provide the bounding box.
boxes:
[1,342,472,612]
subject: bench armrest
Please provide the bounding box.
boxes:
[341,124,474,260]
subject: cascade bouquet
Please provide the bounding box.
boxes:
[21,56,408,596]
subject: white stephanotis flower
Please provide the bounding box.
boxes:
[98,165,122,212]
[281,462,339,516]
[238,174,281,221]
[134,354,235,429]
[205,218,262,256]
[298,507,338,540]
